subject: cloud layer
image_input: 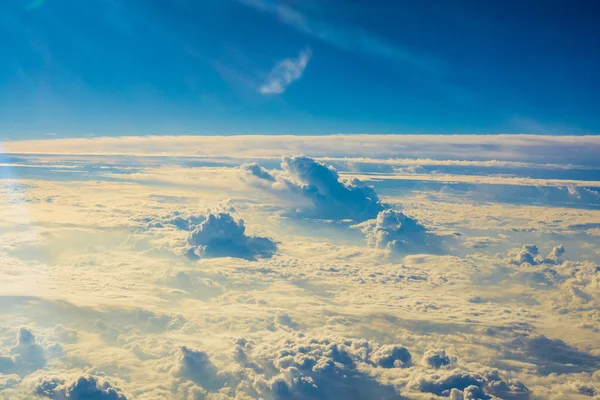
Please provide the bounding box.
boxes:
[0,135,598,399]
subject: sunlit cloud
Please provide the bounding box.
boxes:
[0,135,599,398]
[259,47,312,95]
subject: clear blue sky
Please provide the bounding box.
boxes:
[1,0,599,139]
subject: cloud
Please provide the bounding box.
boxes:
[0,328,46,376]
[175,346,228,391]
[187,212,277,260]
[2,134,600,399]
[410,368,529,399]
[512,244,566,266]
[143,211,206,231]
[238,0,441,74]
[260,48,312,95]
[359,209,429,252]
[421,349,452,369]
[246,335,405,399]
[5,135,600,169]
[509,334,600,375]
[370,344,412,368]
[243,156,385,221]
[35,375,127,400]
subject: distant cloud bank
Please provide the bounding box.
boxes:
[4,134,600,167]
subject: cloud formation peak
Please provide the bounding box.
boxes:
[243,156,384,221]
[187,212,277,260]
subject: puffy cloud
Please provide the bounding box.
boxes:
[545,245,566,265]
[512,244,566,266]
[414,369,484,396]
[253,336,403,399]
[35,375,127,399]
[370,345,412,368]
[510,334,600,374]
[171,335,414,398]
[0,328,46,376]
[242,162,276,182]
[411,368,528,399]
[144,211,205,231]
[513,244,539,265]
[52,325,79,344]
[359,209,429,252]
[243,157,436,253]
[422,349,451,369]
[242,156,384,221]
[187,212,277,260]
[174,346,227,391]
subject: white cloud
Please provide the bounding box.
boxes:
[259,47,312,95]
[0,135,599,399]
[243,156,385,221]
[35,375,128,399]
[238,0,440,74]
[358,209,430,252]
[187,212,277,260]
[4,135,600,169]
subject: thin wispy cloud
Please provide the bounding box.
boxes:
[260,47,312,95]
[239,0,441,74]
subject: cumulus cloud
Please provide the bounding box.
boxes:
[171,335,424,398]
[370,344,412,368]
[359,209,430,252]
[243,156,384,221]
[174,346,228,391]
[411,368,528,399]
[187,212,277,260]
[35,375,127,399]
[143,211,205,231]
[0,328,46,376]
[260,48,312,95]
[512,244,566,266]
[422,349,452,369]
[251,336,404,399]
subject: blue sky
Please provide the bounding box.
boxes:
[1,0,599,139]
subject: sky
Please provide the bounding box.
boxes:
[1,2,600,399]
[1,0,599,138]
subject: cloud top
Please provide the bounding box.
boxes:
[243,156,384,221]
[361,209,428,252]
[187,212,277,260]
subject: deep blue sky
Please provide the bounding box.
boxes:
[1,0,599,139]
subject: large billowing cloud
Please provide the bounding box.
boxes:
[173,335,410,399]
[243,156,384,221]
[35,375,127,399]
[409,367,529,399]
[0,328,46,376]
[512,244,566,266]
[243,156,440,253]
[187,212,277,260]
[358,209,430,252]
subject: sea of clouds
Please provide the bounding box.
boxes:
[0,135,599,399]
